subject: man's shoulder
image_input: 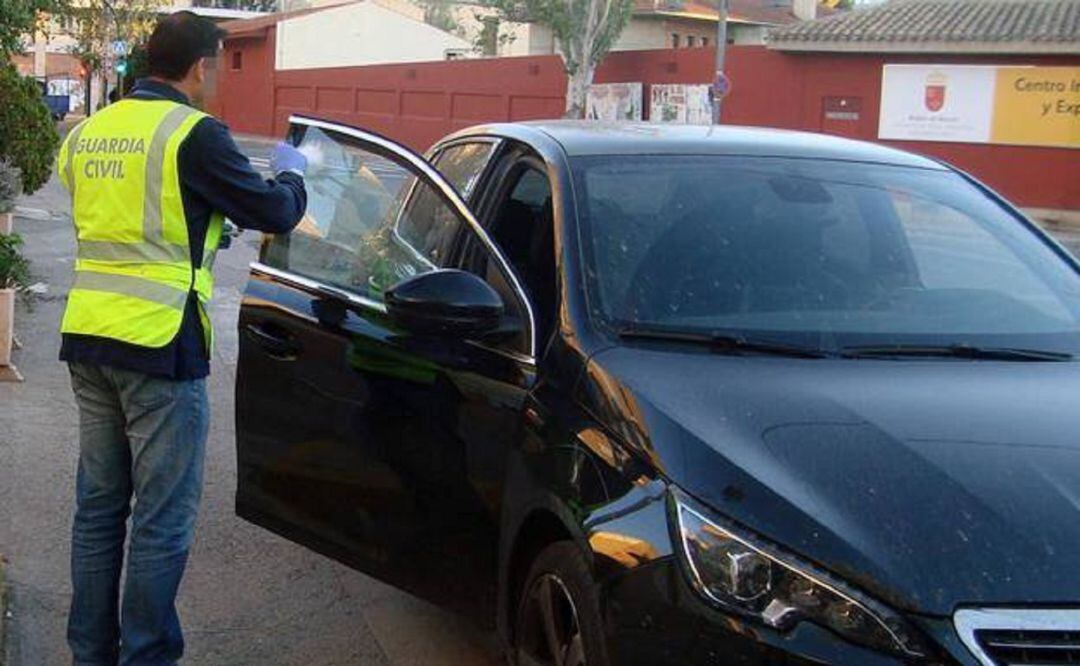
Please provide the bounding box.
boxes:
[187,114,232,144]
[181,114,243,162]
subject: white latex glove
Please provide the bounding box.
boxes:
[296,141,325,175]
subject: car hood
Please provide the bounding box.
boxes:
[580,347,1080,615]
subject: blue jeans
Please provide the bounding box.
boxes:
[67,363,209,666]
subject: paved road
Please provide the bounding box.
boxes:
[0,155,501,665]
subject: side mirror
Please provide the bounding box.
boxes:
[385,269,504,338]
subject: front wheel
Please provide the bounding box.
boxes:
[513,541,610,666]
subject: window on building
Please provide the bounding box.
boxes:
[230,50,242,71]
[702,36,709,47]
[687,35,696,47]
[672,33,680,48]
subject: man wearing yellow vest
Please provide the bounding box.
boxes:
[56,12,307,664]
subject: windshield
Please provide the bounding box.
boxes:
[573,155,1080,355]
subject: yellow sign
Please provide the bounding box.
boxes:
[991,67,1080,149]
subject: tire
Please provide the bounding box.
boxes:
[512,541,611,666]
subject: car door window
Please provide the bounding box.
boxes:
[261,125,471,301]
[465,161,555,355]
[431,141,498,199]
[388,141,499,267]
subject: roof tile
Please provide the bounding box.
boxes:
[768,0,1080,49]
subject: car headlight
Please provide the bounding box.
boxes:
[671,493,930,659]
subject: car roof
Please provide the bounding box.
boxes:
[446,121,948,170]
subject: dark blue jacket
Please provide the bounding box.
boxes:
[60,80,306,379]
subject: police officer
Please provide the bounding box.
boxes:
[56,12,307,664]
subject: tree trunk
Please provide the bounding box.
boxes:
[564,63,596,119]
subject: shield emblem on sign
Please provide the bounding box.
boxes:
[924,72,947,112]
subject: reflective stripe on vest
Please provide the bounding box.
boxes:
[59,99,223,350]
[71,271,189,310]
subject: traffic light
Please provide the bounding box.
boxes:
[115,59,128,76]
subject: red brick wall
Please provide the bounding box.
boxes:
[11,52,82,79]
[215,36,1080,210]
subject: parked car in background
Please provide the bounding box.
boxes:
[235,119,1080,665]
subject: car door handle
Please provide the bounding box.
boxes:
[243,323,299,359]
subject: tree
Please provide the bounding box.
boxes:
[191,0,278,11]
[66,0,167,105]
[419,0,459,33]
[487,0,635,118]
[0,0,68,58]
[0,64,60,193]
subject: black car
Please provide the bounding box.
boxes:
[235,118,1080,666]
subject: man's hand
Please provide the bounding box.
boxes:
[270,142,307,177]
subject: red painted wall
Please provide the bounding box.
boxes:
[717,48,1080,210]
[215,33,276,135]
[215,35,1079,210]
[272,55,568,150]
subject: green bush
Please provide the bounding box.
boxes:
[0,157,20,214]
[0,233,31,291]
[0,63,60,194]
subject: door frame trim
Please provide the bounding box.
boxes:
[250,261,387,313]
[288,115,538,359]
[250,261,538,368]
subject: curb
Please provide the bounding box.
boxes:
[0,554,7,666]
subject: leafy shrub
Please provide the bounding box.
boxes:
[0,63,60,194]
[0,158,20,214]
[0,233,31,291]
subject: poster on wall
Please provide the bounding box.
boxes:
[650,84,712,125]
[48,78,84,113]
[879,64,1080,149]
[586,83,643,121]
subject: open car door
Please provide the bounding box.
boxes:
[234,117,536,619]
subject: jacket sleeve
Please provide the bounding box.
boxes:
[179,117,307,234]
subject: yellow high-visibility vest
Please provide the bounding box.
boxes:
[57,99,224,351]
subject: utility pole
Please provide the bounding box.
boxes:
[712,0,730,124]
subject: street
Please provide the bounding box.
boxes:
[1,134,1078,666]
[0,135,501,666]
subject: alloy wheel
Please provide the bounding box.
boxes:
[516,573,587,666]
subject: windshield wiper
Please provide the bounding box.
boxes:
[617,326,829,359]
[840,344,1074,362]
